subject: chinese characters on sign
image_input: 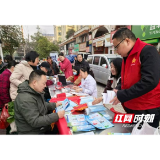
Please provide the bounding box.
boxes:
[113,114,155,123]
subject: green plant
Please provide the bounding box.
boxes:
[7,101,15,124]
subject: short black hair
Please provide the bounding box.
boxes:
[7,60,17,69]
[58,52,64,57]
[80,66,89,74]
[47,56,52,60]
[25,51,39,63]
[77,54,83,58]
[4,55,13,63]
[29,70,46,84]
[112,28,136,41]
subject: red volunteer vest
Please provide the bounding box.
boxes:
[121,38,160,110]
[74,75,81,86]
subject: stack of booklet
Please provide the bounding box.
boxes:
[85,113,114,130]
[66,114,96,132]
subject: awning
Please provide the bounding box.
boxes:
[143,38,159,44]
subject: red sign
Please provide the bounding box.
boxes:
[113,114,134,123]
[110,25,131,44]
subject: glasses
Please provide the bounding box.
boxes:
[114,39,124,50]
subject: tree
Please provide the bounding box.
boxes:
[0,25,24,56]
[65,29,75,39]
[30,29,59,59]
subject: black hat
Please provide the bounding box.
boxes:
[40,62,51,71]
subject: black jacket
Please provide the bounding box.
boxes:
[117,45,160,103]
[47,61,59,76]
[75,59,90,70]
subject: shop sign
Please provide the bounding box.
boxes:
[74,44,79,52]
[79,42,86,51]
[96,40,103,47]
[132,25,160,40]
[89,40,92,44]
[105,34,112,47]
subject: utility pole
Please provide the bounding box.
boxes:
[21,25,26,56]
[36,25,40,36]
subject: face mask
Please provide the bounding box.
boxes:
[73,72,77,75]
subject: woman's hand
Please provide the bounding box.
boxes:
[92,97,103,105]
[72,86,79,90]
[75,88,83,93]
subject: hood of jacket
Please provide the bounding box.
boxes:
[20,60,31,67]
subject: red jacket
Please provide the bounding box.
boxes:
[59,58,73,78]
[0,69,12,108]
[121,38,160,110]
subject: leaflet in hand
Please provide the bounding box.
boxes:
[102,90,116,104]
[62,98,70,110]
[85,113,114,129]
[80,96,94,104]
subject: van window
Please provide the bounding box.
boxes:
[100,57,107,66]
[87,56,93,64]
[93,56,100,65]
[108,58,116,63]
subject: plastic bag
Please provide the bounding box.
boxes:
[0,107,10,129]
[10,121,17,133]
[131,121,159,135]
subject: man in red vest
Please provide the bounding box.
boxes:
[110,28,160,128]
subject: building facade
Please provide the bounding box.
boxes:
[59,25,131,55]
[53,24,62,42]
[42,34,54,42]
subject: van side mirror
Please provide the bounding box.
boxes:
[102,64,108,68]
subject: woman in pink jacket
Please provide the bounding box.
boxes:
[58,52,73,78]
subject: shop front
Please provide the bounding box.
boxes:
[105,34,112,54]
[132,25,160,52]
[93,40,104,54]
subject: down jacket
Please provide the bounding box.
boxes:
[10,61,33,101]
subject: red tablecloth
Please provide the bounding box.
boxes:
[56,118,72,135]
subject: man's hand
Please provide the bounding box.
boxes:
[92,97,103,105]
[57,110,65,118]
[109,89,120,105]
[56,102,62,107]
[75,88,82,93]
[4,103,8,109]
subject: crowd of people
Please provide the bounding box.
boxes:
[1,27,160,134]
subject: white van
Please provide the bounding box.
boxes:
[87,54,122,85]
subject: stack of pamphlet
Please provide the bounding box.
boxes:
[85,112,114,129]
[66,114,96,132]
